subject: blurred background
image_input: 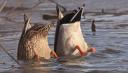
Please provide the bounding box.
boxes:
[0,0,128,73]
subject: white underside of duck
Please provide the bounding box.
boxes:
[56,21,89,56]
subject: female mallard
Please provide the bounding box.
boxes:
[17,15,58,61]
[54,5,96,57]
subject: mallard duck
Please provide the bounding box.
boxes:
[54,5,96,57]
[17,15,58,61]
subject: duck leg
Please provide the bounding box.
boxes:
[33,54,40,62]
[87,47,96,53]
[50,50,58,58]
[74,45,87,56]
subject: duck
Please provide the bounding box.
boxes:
[91,20,96,36]
[54,5,96,58]
[17,14,58,61]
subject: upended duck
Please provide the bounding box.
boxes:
[17,15,58,61]
[54,5,96,58]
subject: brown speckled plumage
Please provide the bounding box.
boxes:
[17,15,53,61]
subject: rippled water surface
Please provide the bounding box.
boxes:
[0,0,128,73]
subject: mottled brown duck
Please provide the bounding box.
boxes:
[17,15,58,61]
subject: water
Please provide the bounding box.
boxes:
[0,0,128,73]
